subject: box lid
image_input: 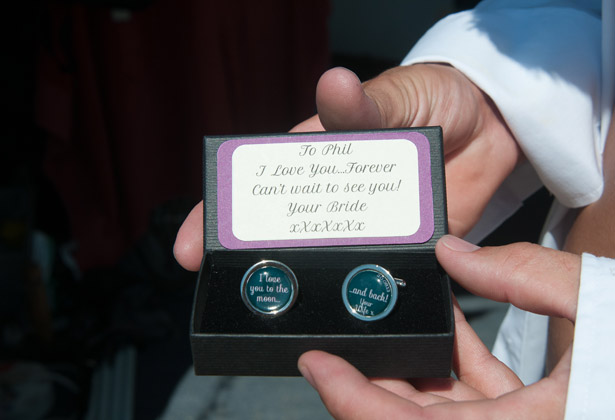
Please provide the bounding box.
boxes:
[203,127,447,254]
[191,127,453,377]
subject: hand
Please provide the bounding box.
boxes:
[297,235,580,419]
[292,65,521,237]
[174,65,521,271]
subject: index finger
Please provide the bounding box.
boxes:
[436,235,580,322]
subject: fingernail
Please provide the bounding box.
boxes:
[440,234,481,252]
[298,361,315,388]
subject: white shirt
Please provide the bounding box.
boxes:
[402,0,615,417]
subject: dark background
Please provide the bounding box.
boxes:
[1,0,550,418]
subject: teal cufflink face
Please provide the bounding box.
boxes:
[240,261,298,316]
[342,264,398,321]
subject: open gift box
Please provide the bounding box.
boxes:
[190,127,454,377]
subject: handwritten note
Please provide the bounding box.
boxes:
[228,139,422,244]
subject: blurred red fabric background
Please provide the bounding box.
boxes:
[35,0,330,269]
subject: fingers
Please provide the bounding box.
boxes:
[299,349,567,420]
[436,235,581,321]
[422,350,569,419]
[377,296,524,401]
[289,114,325,132]
[547,345,573,389]
[373,375,491,406]
[173,201,204,271]
[422,381,566,420]
[472,350,570,420]
[298,349,520,419]
[407,377,483,402]
[298,351,424,419]
[449,297,524,397]
[296,236,577,419]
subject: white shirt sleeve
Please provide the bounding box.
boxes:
[565,254,615,419]
[398,2,614,417]
[401,0,603,209]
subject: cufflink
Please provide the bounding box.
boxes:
[342,264,401,321]
[240,261,299,316]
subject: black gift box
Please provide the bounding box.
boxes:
[190,127,454,377]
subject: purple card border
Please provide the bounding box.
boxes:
[216,131,434,249]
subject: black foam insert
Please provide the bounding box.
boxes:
[197,259,448,336]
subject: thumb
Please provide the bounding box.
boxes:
[315,67,384,130]
[435,235,580,322]
[315,64,469,133]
